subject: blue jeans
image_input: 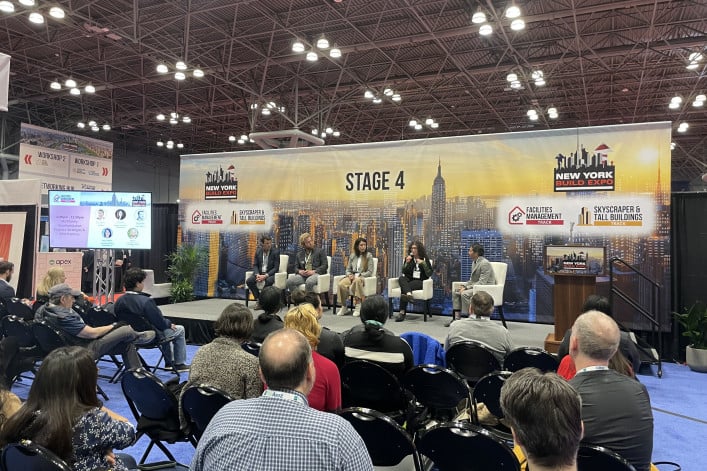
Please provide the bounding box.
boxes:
[159,324,187,365]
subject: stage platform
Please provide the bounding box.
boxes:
[161,298,554,347]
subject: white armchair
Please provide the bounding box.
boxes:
[451,261,508,327]
[332,257,378,313]
[287,256,331,309]
[387,259,434,322]
[245,254,289,307]
[142,269,172,300]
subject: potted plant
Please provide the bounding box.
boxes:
[674,301,707,372]
[165,243,207,303]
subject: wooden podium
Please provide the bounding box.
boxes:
[544,274,596,353]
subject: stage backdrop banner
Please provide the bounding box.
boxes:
[18,123,113,194]
[180,122,671,329]
[34,252,83,294]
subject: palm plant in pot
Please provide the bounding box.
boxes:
[165,243,207,303]
[674,301,707,372]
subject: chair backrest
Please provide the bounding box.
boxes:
[339,407,420,470]
[1,315,36,349]
[471,371,513,419]
[31,321,67,356]
[400,332,445,367]
[326,256,332,273]
[181,384,235,440]
[445,340,501,385]
[120,367,180,423]
[1,441,72,471]
[417,421,520,471]
[402,364,469,413]
[241,341,261,357]
[503,347,559,373]
[278,254,289,273]
[340,360,408,413]
[489,262,508,286]
[81,307,116,327]
[6,299,33,321]
[577,444,637,471]
[371,257,378,276]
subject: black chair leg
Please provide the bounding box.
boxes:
[498,305,507,328]
[424,300,430,322]
[388,298,394,319]
[323,293,331,310]
[332,294,338,313]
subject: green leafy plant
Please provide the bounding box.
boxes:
[165,244,207,303]
[674,301,707,349]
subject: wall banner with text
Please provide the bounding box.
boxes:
[180,122,671,330]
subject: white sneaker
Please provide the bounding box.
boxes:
[337,306,348,316]
[353,305,361,317]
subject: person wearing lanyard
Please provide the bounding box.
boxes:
[246,235,280,309]
[286,232,328,294]
[336,237,374,317]
[395,240,432,322]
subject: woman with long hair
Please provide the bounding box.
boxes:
[35,266,66,305]
[284,304,341,412]
[0,346,136,470]
[395,240,432,322]
[336,237,374,317]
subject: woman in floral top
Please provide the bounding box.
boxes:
[0,346,137,470]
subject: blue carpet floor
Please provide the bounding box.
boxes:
[10,346,706,470]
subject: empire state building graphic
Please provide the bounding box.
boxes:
[427,159,446,250]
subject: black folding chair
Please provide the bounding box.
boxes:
[445,340,501,387]
[402,364,470,425]
[503,347,559,373]
[470,371,513,441]
[0,440,72,471]
[339,407,422,471]
[5,299,34,321]
[81,306,117,327]
[1,315,42,384]
[181,384,234,440]
[417,421,520,471]
[121,367,196,464]
[577,444,637,471]
[241,341,261,357]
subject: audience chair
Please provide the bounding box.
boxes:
[445,340,501,387]
[451,261,508,327]
[400,331,446,367]
[6,299,34,322]
[470,371,513,441]
[0,315,42,385]
[503,346,558,373]
[0,298,9,320]
[339,407,422,471]
[181,384,235,440]
[244,254,289,307]
[121,367,197,464]
[332,257,378,313]
[287,256,332,309]
[387,259,435,322]
[417,421,520,471]
[340,360,413,424]
[81,306,117,327]
[577,444,637,471]
[402,364,471,425]
[241,341,261,357]
[0,440,72,471]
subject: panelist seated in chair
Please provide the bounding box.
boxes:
[445,291,513,365]
[336,237,374,317]
[0,346,137,471]
[450,243,496,325]
[342,295,414,379]
[114,268,190,372]
[35,283,155,371]
[286,233,328,293]
[245,235,280,309]
[395,240,433,322]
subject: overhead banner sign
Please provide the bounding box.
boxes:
[18,123,113,194]
[179,122,671,328]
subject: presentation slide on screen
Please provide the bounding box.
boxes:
[49,191,151,249]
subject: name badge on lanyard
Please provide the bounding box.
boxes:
[413,263,421,279]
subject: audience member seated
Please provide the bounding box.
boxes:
[291,289,344,368]
[245,235,280,309]
[445,290,513,364]
[180,303,262,426]
[557,294,642,375]
[35,266,67,306]
[449,243,496,326]
[395,240,433,322]
[336,237,374,317]
[500,368,583,471]
[0,261,30,306]
[190,329,373,470]
[284,304,341,412]
[0,381,21,430]
[558,347,635,380]
[569,310,653,471]
[286,233,329,294]
[251,286,284,343]
[35,283,155,370]
[342,295,413,379]
[0,346,137,471]
[115,268,190,372]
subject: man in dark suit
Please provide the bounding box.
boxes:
[0,261,17,304]
[286,233,328,293]
[245,235,280,309]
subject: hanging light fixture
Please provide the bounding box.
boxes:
[316,35,329,49]
[472,10,487,24]
[292,40,305,53]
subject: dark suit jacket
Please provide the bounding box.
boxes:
[0,281,15,304]
[294,248,328,275]
[252,248,281,277]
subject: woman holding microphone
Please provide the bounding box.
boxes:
[395,240,432,322]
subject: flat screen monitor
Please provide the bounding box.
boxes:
[544,245,606,276]
[48,191,152,250]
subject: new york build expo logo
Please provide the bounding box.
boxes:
[204,164,238,200]
[553,143,615,192]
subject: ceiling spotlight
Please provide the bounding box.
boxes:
[175,61,187,70]
[102,124,110,131]
[192,68,204,78]
[177,142,184,149]
[510,80,522,89]
[677,122,689,132]
[50,81,61,90]
[529,114,539,121]
[547,107,557,114]
[430,122,439,129]
[174,71,186,80]
[156,114,165,121]
[48,7,65,19]
[372,97,382,104]
[414,124,423,130]
[505,5,521,18]
[306,51,318,62]
[88,120,97,126]
[668,102,680,110]
[364,90,374,99]
[535,78,546,86]
[527,109,537,116]
[84,84,95,93]
[510,19,525,31]
[156,63,169,74]
[316,35,329,49]
[91,126,99,132]
[170,112,178,119]
[228,135,236,142]
[261,108,271,116]
[471,11,487,24]
[156,140,164,147]
[250,103,258,110]
[238,139,245,144]
[330,47,342,58]
[69,87,80,95]
[320,132,327,138]
[325,127,333,134]
[167,140,174,146]
[671,96,682,104]
[479,24,493,36]
[240,135,248,141]
[506,73,518,82]
[312,129,318,135]
[696,94,706,102]
[65,78,77,88]
[425,118,434,125]
[392,94,401,102]
[182,116,191,123]
[169,118,178,125]
[333,131,341,137]
[292,40,305,53]
[77,122,85,128]
[409,120,417,127]
[0,2,15,13]
[384,88,394,96]
[18,0,35,5]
